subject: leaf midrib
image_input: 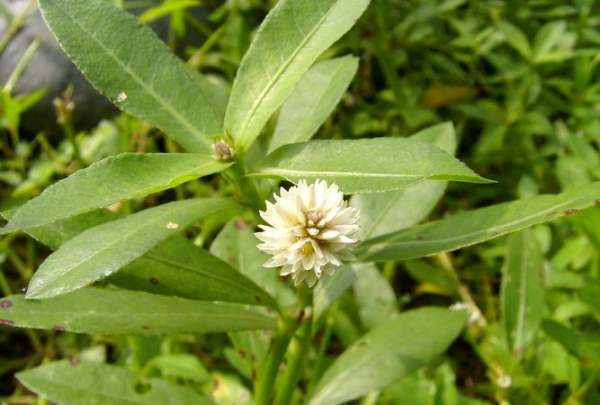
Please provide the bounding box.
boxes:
[362,196,589,258]
[48,1,213,149]
[144,252,267,302]
[258,168,426,179]
[13,158,225,229]
[233,0,337,145]
[275,60,350,148]
[16,308,271,323]
[31,201,219,295]
[361,190,404,239]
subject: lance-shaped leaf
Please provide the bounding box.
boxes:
[26,198,239,299]
[252,138,490,194]
[542,320,600,362]
[313,265,356,321]
[501,229,545,353]
[16,209,117,250]
[1,288,275,335]
[358,182,600,261]
[268,56,358,153]
[353,263,398,330]
[351,122,456,239]
[8,153,230,230]
[38,0,222,152]
[110,235,277,308]
[210,220,295,307]
[224,0,370,150]
[309,307,467,405]
[17,360,215,405]
[13,209,275,308]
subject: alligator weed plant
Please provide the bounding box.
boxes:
[2,0,600,404]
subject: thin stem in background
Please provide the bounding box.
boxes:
[254,316,297,405]
[273,308,312,405]
[0,0,36,54]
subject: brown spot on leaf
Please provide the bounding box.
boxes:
[0,319,14,326]
[0,300,12,309]
[68,356,80,366]
[53,325,65,332]
[149,277,159,285]
[239,349,246,358]
[234,218,248,230]
[562,208,579,217]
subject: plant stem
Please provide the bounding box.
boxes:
[226,154,264,211]
[3,39,39,95]
[273,309,313,405]
[436,252,486,327]
[0,0,36,54]
[64,120,84,166]
[254,316,297,405]
[306,305,337,397]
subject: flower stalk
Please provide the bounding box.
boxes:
[254,316,297,405]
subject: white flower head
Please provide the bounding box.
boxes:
[255,180,360,287]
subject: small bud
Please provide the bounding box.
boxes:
[212,140,234,161]
[53,86,75,125]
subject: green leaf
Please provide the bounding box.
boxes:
[10,205,274,308]
[500,229,545,353]
[224,0,370,150]
[268,56,358,153]
[403,260,459,297]
[111,235,277,308]
[26,198,239,299]
[358,182,600,261]
[138,0,201,24]
[351,123,457,238]
[542,320,600,363]
[309,307,468,405]
[211,372,253,405]
[252,138,490,194]
[38,0,222,152]
[579,278,600,320]
[210,219,295,308]
[498,21,531,59]
[147,354,209,382]
[353,263,398,329]
[225,331,269,380]
[313,265,356,320]
[8,153,230,229]
[0,288,276,334]
[17,360,215,405]
[15,209,117,250]
[532,21,567,63]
